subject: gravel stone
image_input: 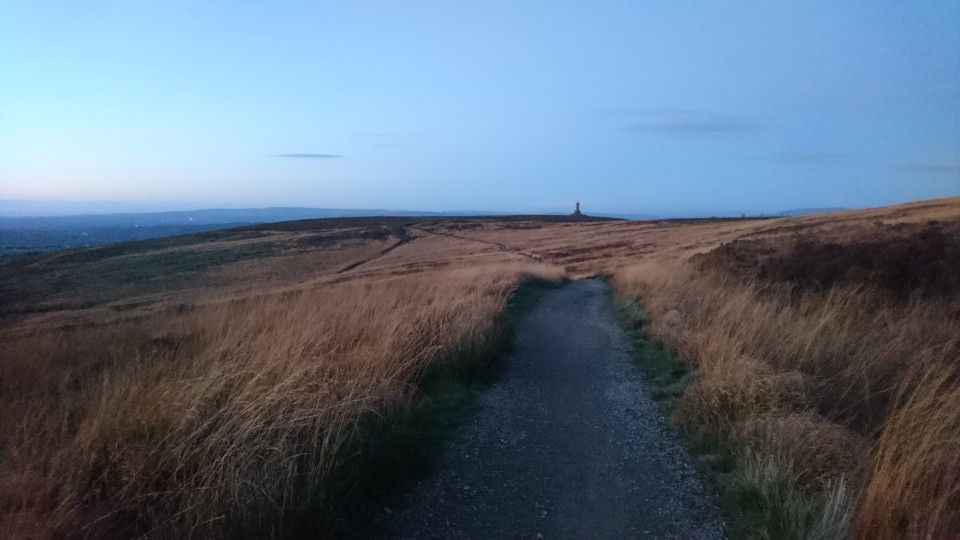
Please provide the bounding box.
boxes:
[381,279,725,539]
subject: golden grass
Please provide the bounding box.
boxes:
[612,260,960,538]
[3,197,958,538]
[1,262,565,537]
[858,367,960,539]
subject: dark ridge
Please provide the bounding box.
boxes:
[696,220,960,300]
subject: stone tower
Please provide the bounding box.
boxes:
[573,201,582,216]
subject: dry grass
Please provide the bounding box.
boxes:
[3,197,958,538]
[612,257,960,539]
[858,367,960,539]
[1,262,564,538]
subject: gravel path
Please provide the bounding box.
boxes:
[381,279,725,539]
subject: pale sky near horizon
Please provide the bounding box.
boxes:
[1,1,958,215]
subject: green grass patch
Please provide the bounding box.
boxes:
[1,234,289,315]
[612,300,698,409]
[612,298,741,536]
[612,297,850,539]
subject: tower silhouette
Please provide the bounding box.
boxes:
[573,201,582,216]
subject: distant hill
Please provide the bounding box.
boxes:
[0,207,513,256]
[0,207,435,255]
[0,204,855,256]
[777,207,849,217]
[0,207,450,225]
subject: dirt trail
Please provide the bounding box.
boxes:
[409,225,542,261]
[337,228,413,274]
[381,280,724,539]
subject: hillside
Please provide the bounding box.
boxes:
[1,198,958,538]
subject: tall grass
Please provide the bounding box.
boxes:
[612,261,960,539]
[1,262,565,538]
[858,367,960,539]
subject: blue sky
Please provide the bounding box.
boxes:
[1,1,958,215]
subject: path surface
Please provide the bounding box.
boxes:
[382,280,725,539]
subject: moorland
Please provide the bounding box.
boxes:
[1,197,958,539]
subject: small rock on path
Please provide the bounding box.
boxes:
[381,279,725,539]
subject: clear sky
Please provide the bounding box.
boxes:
[1,1,958,215]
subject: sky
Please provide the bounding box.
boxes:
[1,1,958,215]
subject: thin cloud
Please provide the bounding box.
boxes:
[275,153,342,159]
[371,143,411,149]
[894,163,960,174]
[350,133,423,139]
[619,109,760,138]
[766,152,853,165]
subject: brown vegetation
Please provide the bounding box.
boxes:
[2,264,568,538]
[698,220,960,300]
[606,200,960,538]
[2,197,958,538]
[0,221,566,538]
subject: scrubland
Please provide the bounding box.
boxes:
[2,198,958,538]
[607,205,960,539]
[4,265,564,538]
[613,262,958,538]
[0,221,565,538]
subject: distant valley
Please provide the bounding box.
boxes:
[0,205,849,256]
[0,207,451,255]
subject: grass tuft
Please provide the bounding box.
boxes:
[612,257,958,538]
[0,264,565,538]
